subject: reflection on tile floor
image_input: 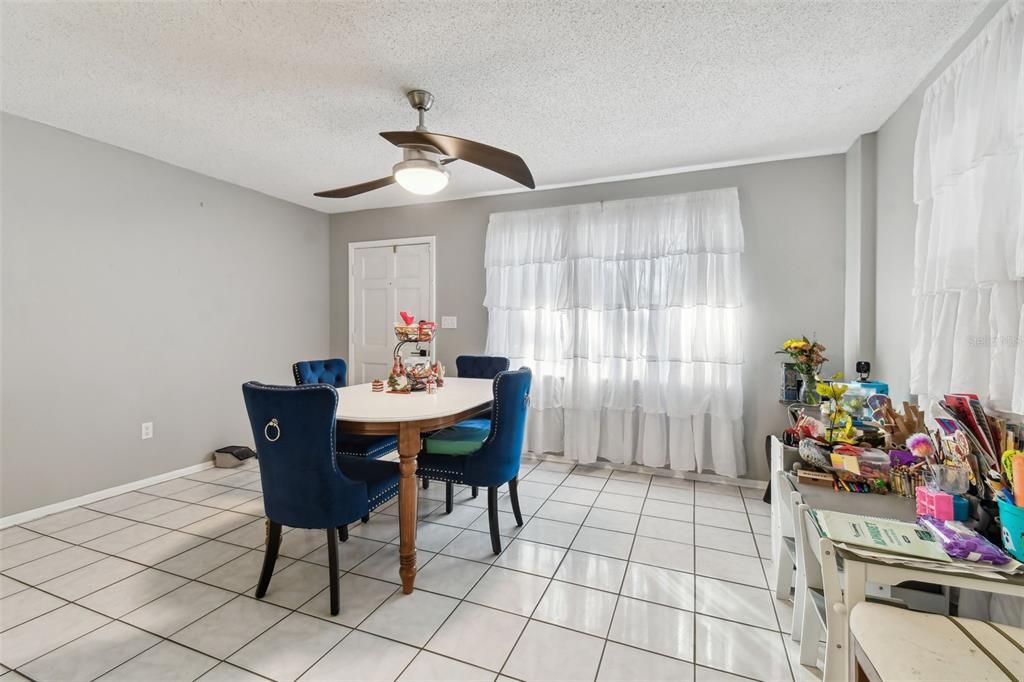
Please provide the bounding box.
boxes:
[0,456,807,681]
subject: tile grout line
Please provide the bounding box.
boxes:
[591,472,650,681]
[275,464,552,682]
[6,478,784,668]
[492,464,614,680]
[3,460,783,682]
[744,488,798,682]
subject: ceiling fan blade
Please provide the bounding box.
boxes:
[314,159,457,199]
[380,131,535,189]
[314,175,396,198]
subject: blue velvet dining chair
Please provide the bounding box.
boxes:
[242,381,400,616]
[421,355,510,496]
[417,367,531,553]
[455,355,511,382]
[293,358,399,460]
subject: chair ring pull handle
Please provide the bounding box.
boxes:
[264,418,281,442]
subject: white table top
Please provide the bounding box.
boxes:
[336,377,494,423]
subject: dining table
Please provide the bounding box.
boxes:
[334,376,494,593]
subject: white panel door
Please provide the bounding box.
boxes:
[350,241,433,384]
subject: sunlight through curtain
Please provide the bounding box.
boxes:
[484,188,746,476]
[911,0,1024,412]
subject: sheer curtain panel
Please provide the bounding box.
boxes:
[911,0,1024,413]
[484,188,746,476]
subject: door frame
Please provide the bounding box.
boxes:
[348,235,437,383]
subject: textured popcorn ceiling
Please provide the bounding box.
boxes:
[1,1,987,213]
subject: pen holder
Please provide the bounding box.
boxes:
[997,498,1024,562]
[929,465,969,495]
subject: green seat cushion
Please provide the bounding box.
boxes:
[425,424,490,456]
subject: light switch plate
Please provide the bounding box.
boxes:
[441,316,457,329]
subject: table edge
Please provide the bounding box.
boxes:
[337,403,492,435]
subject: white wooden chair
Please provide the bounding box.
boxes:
[773,466,800,600]
[796,504,848,680]
[850,602,1024,681]
[781,486,807,640]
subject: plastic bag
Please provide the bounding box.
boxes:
[918,516,1011,564]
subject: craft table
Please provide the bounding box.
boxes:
[781,472,1024,679]
[335,377,494,593]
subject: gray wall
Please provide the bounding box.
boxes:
[874,1,1005,402]
[330,155,847,480]
[1,114,330,516]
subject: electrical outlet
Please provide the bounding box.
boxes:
[141,422,153,440]
[441,316,457,329]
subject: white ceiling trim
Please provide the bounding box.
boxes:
[328,146,850,215]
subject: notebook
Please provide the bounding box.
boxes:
[812,509,951,563]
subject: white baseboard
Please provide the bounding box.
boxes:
[522,452,766,489]
[0,460,215,529]
[2,453,762,529]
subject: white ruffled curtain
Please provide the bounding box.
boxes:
[911,0,1024,413]
[484,188,746,477]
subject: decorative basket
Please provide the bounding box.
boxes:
[394,321,436,342]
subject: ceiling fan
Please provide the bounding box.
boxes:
[314,90,536,199]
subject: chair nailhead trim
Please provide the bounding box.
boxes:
[368,483,399,509]
[416,467,464,485]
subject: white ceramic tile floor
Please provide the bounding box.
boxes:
[0,456,791,681]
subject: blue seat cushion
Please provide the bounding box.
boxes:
[425,423,490,456]
[336,455,400,511]
[335,431,398,459]
[456,418,491,431]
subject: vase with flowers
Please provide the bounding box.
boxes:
[776,336,827,405]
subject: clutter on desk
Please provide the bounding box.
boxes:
[776,335,1024,565]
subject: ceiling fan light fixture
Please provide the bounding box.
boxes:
[393,159,450,195]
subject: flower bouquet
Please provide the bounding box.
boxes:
[776,336,827,404]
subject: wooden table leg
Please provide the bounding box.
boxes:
[397,422,421,594]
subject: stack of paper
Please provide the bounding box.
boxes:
[812,510,952,563]
[837,544,1024,579]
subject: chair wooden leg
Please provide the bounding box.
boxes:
[822,606,846,682]
[361,514,369,523]
[774,546,795,601]
[326,529,340,616]
[422,478,429,490]
[337,525,348,543]
[255,520,281,599]
[799,590,823,667]
[445,482,454,514]
[487,486,502,554]
[471,486,479,498]
[508,477,524,527]
[792,557,806,641]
